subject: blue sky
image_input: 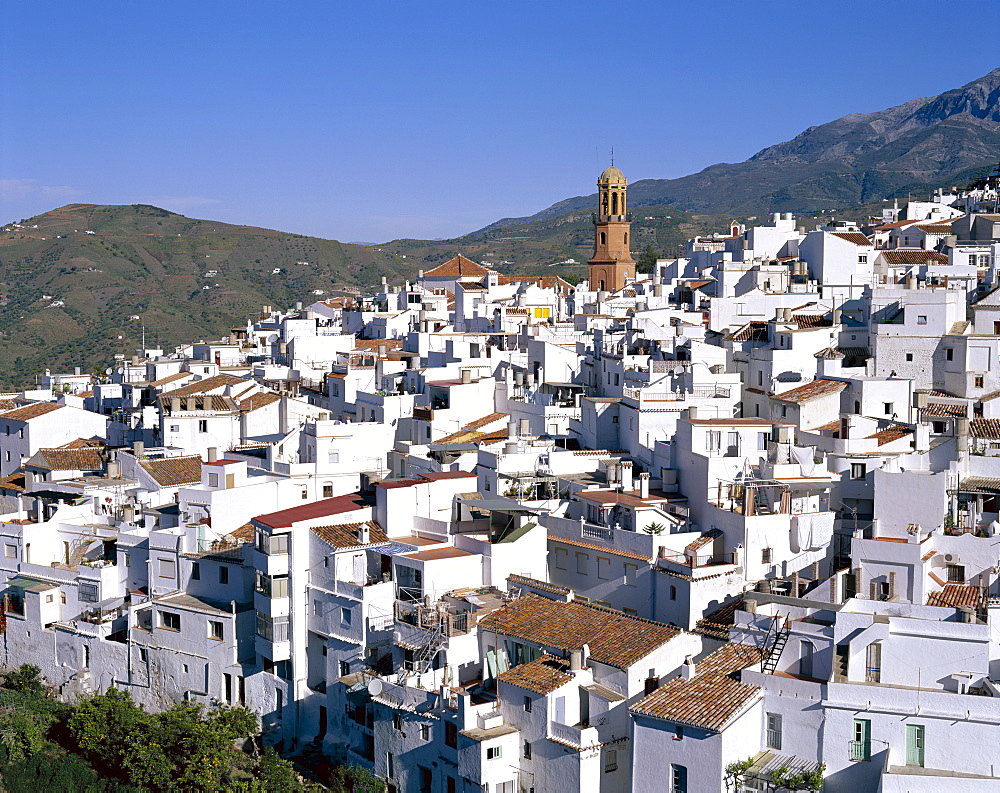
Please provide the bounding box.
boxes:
[2,1,999,242]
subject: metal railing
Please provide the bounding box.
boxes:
[849,740,871,762]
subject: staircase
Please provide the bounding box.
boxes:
[753,487,771,516]
[761,617,790,675]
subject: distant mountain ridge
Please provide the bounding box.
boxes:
[477,68,1000,230]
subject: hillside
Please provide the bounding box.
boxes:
[0,204,412,388]
[479,68,1000,229]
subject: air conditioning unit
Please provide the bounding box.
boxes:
[944,553,955,563]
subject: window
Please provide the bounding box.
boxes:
[858,255,867,264]
[322,484,333,498]
[947,563,965,583]
[328,450,339,464]
[761,548,772,565]
[669,585,677,601]
[624,563,637,586]
[945,348,953,361]
[4,544,15,559]
[203,367,211,374]
[866,641,882,683]
[799,640,814,678]
[386,752,395,778]
[420,724,430,741]
[554,548,567,570]
[906,353,913,361]
[905,724,925,767]
[159,558,176,579]
[670,764,687,793]
[576,552,588,574]
[138,648,148,663]
[445,722,457,748]
[160,611,181,631]
[706,430,721,452]
[263,533,289,555]
[170,424,179,433]
[883,402,893,415]
[597,557,611,580]
[604,748,618,773]
[341,607,352,626]
[523,695,532,712]
[917,315,927,325]
[766,712,782,750]
[932,421,947,434]
[208,473,219,487]
[851,463,866,480]
[975,376,985,388]
[219,566,229,584]
[486,746,502,760]
[79,583,98,602]
[758,432,769,451]
[190,561,200,580]
[339,660,351,676]
[198,419,208,433]
[209,621,224,640]
[532,307,551,319]
[523,740,531,759]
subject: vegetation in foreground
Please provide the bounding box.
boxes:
[0,664,384,793]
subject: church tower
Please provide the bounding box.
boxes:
[588,165,635,293]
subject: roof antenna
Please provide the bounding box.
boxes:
[610,146,615,167]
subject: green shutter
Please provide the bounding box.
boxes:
[906,724,925,767]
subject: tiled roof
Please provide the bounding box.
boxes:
[771,379,845,404]
[29,446,106,471]
[866,425,914,446]
[832,232,872,246]
[792,313,832,328]
[159,394,237,412]
[239,392,281,412]
[629,671,761,731]
[696,641,767,675]
[423,255,489,278]
[695,598,743,641]
[230,523,255,542]
[311,521,388,549]
[811,419,842,432]
[0,400,19,411]
[506,574,571,596]
[914,222,955,234]
[139,455,203,486]
[434,428,509,446]
[685,528,722,552]
[0,473,25,493]
[971,418,1000,439]
[836,346,870,359]
[921,402,967,418]
[166,374,249,397]
[878,250,949,265]
[927,584,979,609]
[479,593,681,669]
[353,338,404,352]
[873,220,919,231]
[813,347,845,359]
[723,322,768,342]
[148,371,192,387]
[464,412,508,430]
[62,438,104,449]
[958,477,1000,494]
[497,655,573,694]
[0,402,64,421]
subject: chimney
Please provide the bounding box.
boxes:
[418,269,424,278]
[620,461,634,491]
[680,655,696,680]
[519,418,531,437]
[171,397,181,412]
[296,301,303,311]
[133,441,145,459]
[358,523,371,545]
[638,472,650,499]
[906,275,918,290]
[461,369,472,384]
[508,420,518,438]
[207,447,218,463]
[687,406,698,420]
[569,648,583,671]
[74,366,81,376]
[378,344,387,357]
[107,460,121,479]
[833,308,843,325]
[186,397,196,411]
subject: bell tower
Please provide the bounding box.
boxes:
[588,164,635,293]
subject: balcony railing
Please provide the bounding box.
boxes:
[849,740,871,762]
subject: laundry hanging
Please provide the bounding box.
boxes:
[811,511,835,548]
[791,445,816,476]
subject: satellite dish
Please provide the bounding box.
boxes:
[368,679,384,696]
[105,367,113,375]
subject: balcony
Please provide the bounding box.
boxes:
[548,720,599,749]
[849,740,871,762]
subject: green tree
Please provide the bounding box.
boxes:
[642,522,666,535]
[2,664,47,697]
[636,244,659,273]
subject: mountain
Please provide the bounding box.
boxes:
[0,204,413,388]
[480,68,1000,228]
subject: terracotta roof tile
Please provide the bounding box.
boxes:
[810,420,842,432]
[832,232,873,246]
[771,379,846,404]
[865,425,914,446]
[28,446,106,471]
[927,584,979,608]
[971,418,1000,439]
[921,402,967,418]
[149,371,193,388]
[723,322,768,342]
[311,520,388,549]
[792,313,832,328]
[139,455,204,486]
[506,574,571,596]
[548,535,652,561]
[239,392,281,412]
[479,593,680,669]
[878,250,949,266]
[498,275,574,291]
[629,671,761,731]
[497,655,572,694]
[464,412,508,430]
[0,402,64,421]
[423,255,489,278]
[0,473,25,493]
[166,374,249,397]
